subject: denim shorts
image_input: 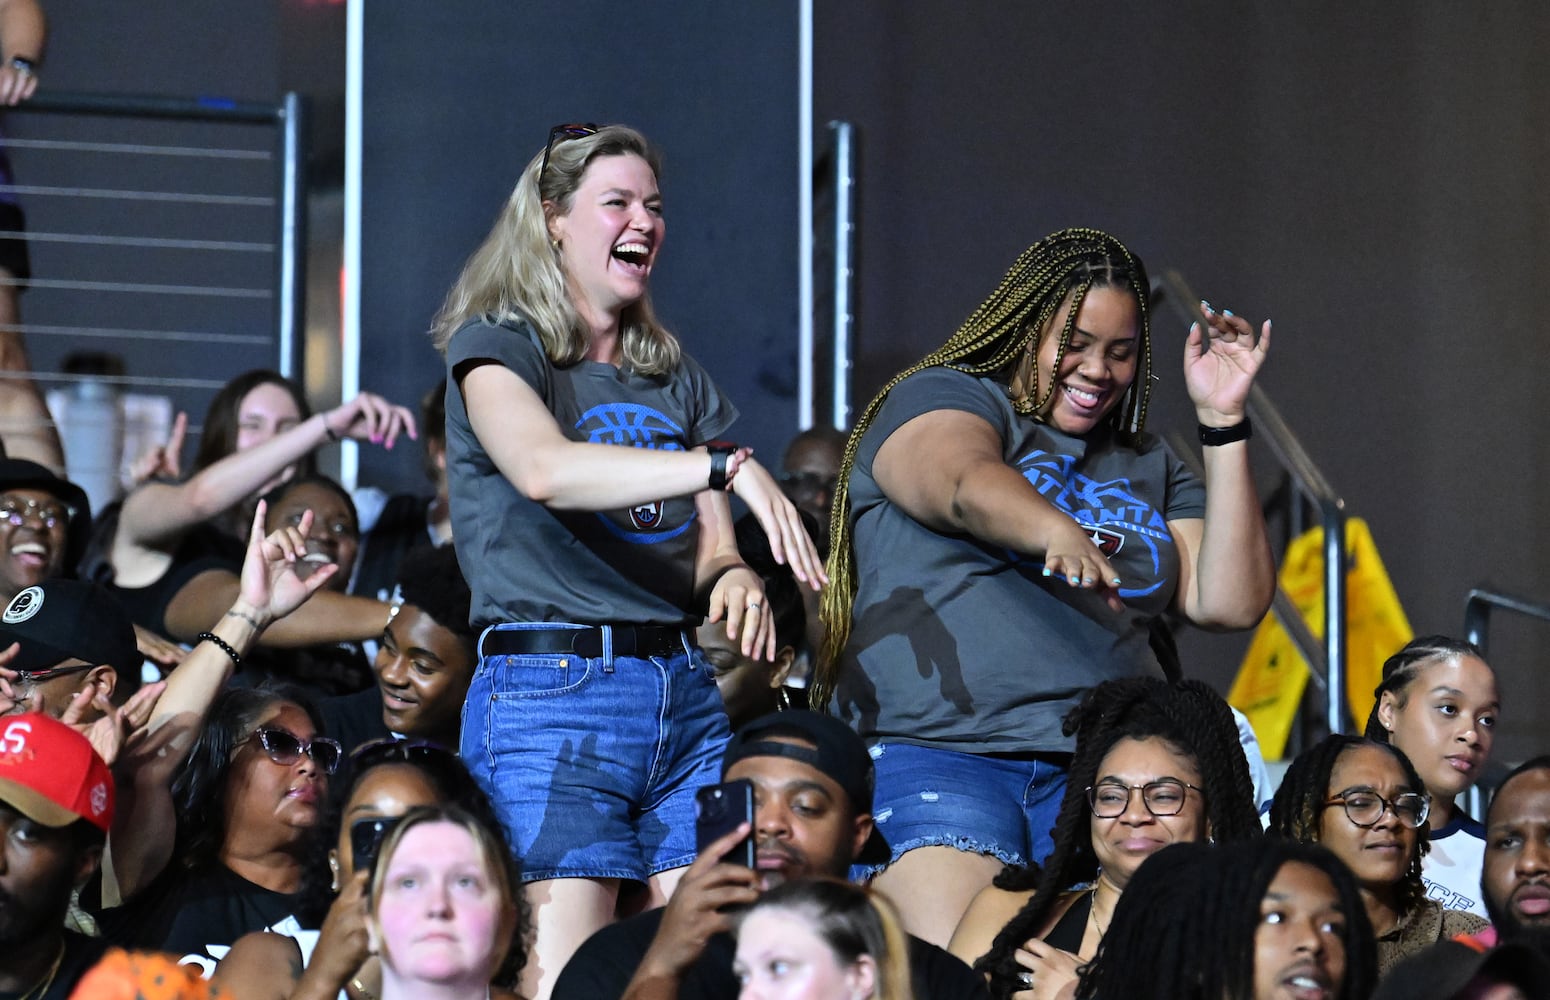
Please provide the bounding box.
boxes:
[858,741,1069,879]
[460,622,731,884]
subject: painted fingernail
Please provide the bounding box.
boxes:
[1082,577,1094,585]
[1111,577,1122,585]
[1068,575,1079,584]
[1223,309,1235,318]
[1042,567,1052,577]
[1199,299,1213,312]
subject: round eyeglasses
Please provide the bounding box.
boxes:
[1321,789,1430,829]
[1086,778,1201,818]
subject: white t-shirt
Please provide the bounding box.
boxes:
[1423,813,1488,917]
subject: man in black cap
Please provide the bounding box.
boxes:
[0,458,89,607]
[553,710,988,1000]
[0,577,140,720]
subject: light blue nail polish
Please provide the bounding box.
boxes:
[1042,567,1052,577]
[1200,299,1212,311]
[1223,309,1235,318]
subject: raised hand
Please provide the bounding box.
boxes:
[126,411,187,487]
[61,679,166,767]
[237,500,338,626]
[321,391,418,451]
[1183,301,1271,427]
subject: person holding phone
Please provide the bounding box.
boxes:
[553,710,987,1000]
[433,123,825,999]
[215,739,528,1000]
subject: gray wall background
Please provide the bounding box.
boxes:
[20,2,1550,758]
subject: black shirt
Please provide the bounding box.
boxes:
[95,863,306,976]
[0,930,111,1000]
[553,905,990,1000]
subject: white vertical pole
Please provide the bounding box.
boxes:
[340,0,365,490]
[797,0,815,431]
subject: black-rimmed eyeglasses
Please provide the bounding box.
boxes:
[538,122,599,190]
[1086,778,1202,818]
[1321,789,1430,830]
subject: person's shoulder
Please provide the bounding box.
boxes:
[1441,906,1491,937]
[446,315,544,365]
[551,909,663,1000]
[905,932,993,999]
[1433,811,1487,841]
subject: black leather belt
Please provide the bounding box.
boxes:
[483,625,688,659]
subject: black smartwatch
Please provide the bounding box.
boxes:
[1199,418,1252,446]
[706,440,738,491]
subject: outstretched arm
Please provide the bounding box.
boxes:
[117,391,415,551]
[105,503,337,904]
[1170,302,1275,629]
[874,408,1125,612]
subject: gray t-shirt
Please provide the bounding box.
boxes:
[445,319,738,629]
[836,367,1205,753]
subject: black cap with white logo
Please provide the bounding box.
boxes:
[0,579,139,677]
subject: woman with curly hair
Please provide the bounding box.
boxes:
[1267,733,1486,975]
[812,229,1275,943]
[952,677,1261,998]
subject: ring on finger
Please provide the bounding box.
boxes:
[746,602,762,611]
[1019,971,1035,987]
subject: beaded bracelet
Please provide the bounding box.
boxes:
[197,631,242,668]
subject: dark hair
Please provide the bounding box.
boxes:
[1267,734,1429,916]
[1486,755,1550,829]
[817,229,1151,704]
[368,803,530,987]
[740,877,914,1000]
[419,379,447,482]
[1075,839,1377,1000]
[296,740,496,919]
[260,473,359,531]
[393,544,475,652]
[978,678,1261,996]
[1364,635,1490,740]
[171,682,325,870]
[732,513,807,652]
[192,370,314,475]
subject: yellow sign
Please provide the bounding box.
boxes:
[1228,518,1412,759]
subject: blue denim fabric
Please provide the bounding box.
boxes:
[460,622,731,883]
[856,741,1069,879]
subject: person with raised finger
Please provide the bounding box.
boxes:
[431,123,824,999]
[813,229,1275,947]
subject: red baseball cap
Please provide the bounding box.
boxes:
[0,713,113,832]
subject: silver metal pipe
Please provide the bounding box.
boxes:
[830,121,855,430]
[276,91,307,381]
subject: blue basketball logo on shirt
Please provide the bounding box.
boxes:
[575,403,694,544]
[1013,449,1173,599]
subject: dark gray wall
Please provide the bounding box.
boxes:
[356,1,801,490]
[815,2,1550,757]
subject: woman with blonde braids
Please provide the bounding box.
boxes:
[813,228,1275,945]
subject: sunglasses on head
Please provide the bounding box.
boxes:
[246,727,343,774]
[538,122,599,190]
[350,736,457,768]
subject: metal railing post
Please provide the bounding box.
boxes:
[829,120,854,430]
[276,91,307,381]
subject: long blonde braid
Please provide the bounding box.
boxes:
[812,228,1152,710]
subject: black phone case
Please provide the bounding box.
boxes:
[694,778,755,867]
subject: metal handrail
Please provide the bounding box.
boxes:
[6,89,309,380]
[1158,269,1350,737]
[1463,587,1550,656]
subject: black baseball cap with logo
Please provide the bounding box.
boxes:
[0,579,139,677]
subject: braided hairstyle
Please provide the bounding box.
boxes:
[1267,734,1430,917]
[812,229,1151,707]
[1363,634,1490,740]
[977,677,1259,997]
[1074,839,1377,1000]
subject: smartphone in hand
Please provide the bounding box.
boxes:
[695,778,755,867]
